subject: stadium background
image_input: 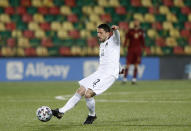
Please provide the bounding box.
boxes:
[0,1,191,131]
[0,0,191,81]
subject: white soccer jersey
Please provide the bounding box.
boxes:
[79,30,120,95]
[97,30,120,78]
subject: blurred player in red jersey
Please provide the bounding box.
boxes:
[123,19,145,84]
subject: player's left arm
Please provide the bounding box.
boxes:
[111,25,120,44]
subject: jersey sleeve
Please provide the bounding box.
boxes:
[112,30,120,44]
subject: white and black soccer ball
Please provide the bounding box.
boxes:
[36,106,52,122]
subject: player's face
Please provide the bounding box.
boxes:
[134,20,140,28]
[97,28,110,42]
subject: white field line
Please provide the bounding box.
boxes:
[54,90,187,98]
[55,96,191,103]
[1,91,190,103]
[0,99,56,102]
[101,90,189,95]
[96,99,191,103]
[0,99,190,103]
[54,95,191,104]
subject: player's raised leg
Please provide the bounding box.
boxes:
[52,86,85,119]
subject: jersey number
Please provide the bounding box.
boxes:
[93,79,100,88]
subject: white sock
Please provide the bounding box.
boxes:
[59,93,82,114]
[123,77,127,82]
[132,78,136,82]
[85,97,95,116]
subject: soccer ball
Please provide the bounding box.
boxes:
[36,106,52,122]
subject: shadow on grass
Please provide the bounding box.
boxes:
[97,123,191,127]
[25,123,83,131]
[27,122,191,131]
[97,118,191,127]
[25,118,191,131]
[96,117,191,127]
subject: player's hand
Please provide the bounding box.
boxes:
[111,25,119,30]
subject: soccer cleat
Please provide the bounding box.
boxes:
[119,64,124,74]
[119,68,124,74]
[131,78,136,85]
[51,108,63,119]
[83,115,97,124]
[122,78,127,84]
[131,81,136,85]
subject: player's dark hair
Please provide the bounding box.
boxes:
[97,24,111,32]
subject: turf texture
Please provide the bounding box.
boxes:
[0,80,191,131]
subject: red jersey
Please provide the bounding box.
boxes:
[124,28,145,51]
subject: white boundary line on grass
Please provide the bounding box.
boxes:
[55,95,191,103]
[54,91,191,103]
[1,99,190,103]
[1,91,189,103]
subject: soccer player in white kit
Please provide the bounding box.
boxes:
[52,24,121,124]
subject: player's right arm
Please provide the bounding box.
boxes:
[111,25,120,44]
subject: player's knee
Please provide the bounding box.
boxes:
[85,93,92,98]
[85,90,95,98]
[76,86,86,96]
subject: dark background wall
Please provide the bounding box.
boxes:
[160,56,191,79]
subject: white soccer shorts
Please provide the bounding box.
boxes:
[78,71,116,95]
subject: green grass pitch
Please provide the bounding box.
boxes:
[0,80,191,131]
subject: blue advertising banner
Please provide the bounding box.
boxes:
[0,57,159,81]
[120,57,159,80]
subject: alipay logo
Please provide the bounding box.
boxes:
[6,62,23,80]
